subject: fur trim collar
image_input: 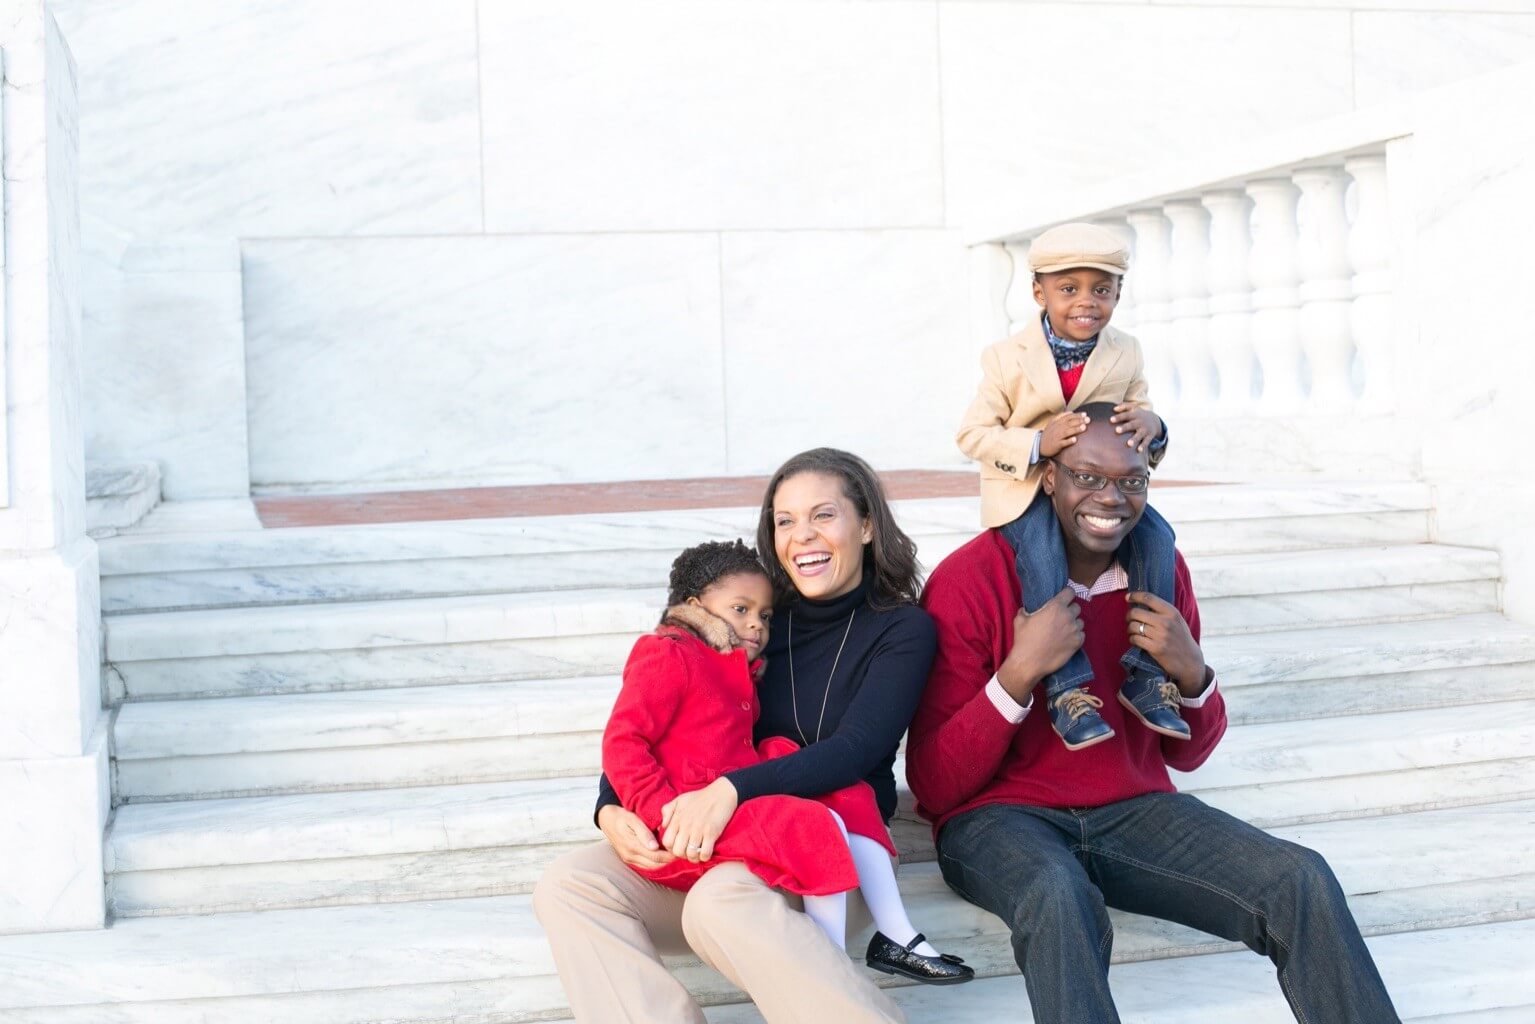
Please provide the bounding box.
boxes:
[660,603,740,654]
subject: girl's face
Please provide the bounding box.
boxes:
[692,572,774,657]
[771,471,872,602]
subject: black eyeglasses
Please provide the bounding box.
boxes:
[1049,459,1149,495]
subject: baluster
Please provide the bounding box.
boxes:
[1165,199,1217,412]
[970,242,1014,347]
[1246,177,1305,413]
[1202,189,1257,412]
[1003,239,1035,335]
[1093,217,1137,333]
[1293,165,1356,410]
[1125,208,1177,411]
[1345,153,1393,412]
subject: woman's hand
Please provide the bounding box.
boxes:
[1125,592,1206,696]
[597,804,676,870]
[660,777,739,863]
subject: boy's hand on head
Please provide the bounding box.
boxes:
[1039,411,1091,459]
[1110,405,1161,453]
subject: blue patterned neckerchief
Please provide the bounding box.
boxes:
[1041,311,1098,372]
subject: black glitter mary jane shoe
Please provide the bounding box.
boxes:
[864,931,975,986]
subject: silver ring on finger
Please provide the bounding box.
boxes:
[1138,622,1146,635]
[687,845,702,853]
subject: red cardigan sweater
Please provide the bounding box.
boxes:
[907,530,1227,837]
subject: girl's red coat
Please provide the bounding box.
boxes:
[603,624,895,896]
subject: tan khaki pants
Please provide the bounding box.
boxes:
[533,841,906,1024]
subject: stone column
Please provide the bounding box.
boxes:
[1203,189,1257,412]
[1346,153,1394,412]
[1125,208,1177,412]
[0,7,110,934]
[1293,165,1356,410]
[1246,177,1305,413]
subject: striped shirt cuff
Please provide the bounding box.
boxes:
[987,675,1032,723]
[1178,669,1219,708]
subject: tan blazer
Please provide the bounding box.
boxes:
[957,317,1164,527]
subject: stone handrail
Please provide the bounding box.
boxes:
[968,104,1415,418]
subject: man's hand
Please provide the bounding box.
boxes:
[660,777,739,863]
[1109,405,1162,453]
[997,588,1084,703]
[597,804,677,871]
[1039,411,1091,459]
[1126,592,1206,697]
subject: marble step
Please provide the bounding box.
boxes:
[112,613,1535,802]
[105,705,1535,916]
[98,482,1433,614]
[102,544,1500,702]
[705,920,1535,1024]
[10,859,1534,1022]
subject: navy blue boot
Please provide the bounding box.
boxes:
[1048,687,1115,750]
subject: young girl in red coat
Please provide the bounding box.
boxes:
[602,540,970,983]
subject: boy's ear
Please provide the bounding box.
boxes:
[685,596,702,607]
[1032,276,1046,308]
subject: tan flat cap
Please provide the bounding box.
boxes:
[1028,222,1129,275]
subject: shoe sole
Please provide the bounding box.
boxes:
[1059,727,1115,752]
[866,961,976,985]
[1118,691,1192,740]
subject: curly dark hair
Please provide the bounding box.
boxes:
[755,448,923,612]
[665,539,769,608]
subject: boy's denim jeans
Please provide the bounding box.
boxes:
[1000,492,1177,703]
[937,794,1401,1024]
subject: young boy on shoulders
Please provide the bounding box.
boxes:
[956,221,1185,751]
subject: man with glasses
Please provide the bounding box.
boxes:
[906,406,1400,1023]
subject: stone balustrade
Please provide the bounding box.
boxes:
[971,117,1410,421]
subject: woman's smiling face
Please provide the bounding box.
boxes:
[771,471,872,601]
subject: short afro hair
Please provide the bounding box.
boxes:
[666,539,769,607]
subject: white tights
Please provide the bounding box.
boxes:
[801,809,938,957]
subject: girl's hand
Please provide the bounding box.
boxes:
[660,777,739,863]
[597,804,676,870]
[1125,592,1206,696]
[1110,404,1162,453]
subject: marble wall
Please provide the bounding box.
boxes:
[46,0,1535,492]
[1396,59,1535,623]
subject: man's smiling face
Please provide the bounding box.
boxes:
[1044,412,1149,563]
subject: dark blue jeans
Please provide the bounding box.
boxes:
[1000,492,1177,703]
[937,794,1400,1023]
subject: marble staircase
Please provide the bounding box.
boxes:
[3,480,1534,1022]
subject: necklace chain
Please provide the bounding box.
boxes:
[788,607,857,746]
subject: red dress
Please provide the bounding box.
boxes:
[602,615,898,896]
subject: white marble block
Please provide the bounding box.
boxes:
[0,542,102,759]
[0,730,109,934]
[720,229,969,474]
[82,229,248,499]
[478,0,943,232]
[51,0,482,238]
[242,234,727,491]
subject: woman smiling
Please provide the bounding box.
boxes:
[534,448,938,1024]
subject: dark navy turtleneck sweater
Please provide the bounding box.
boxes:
[596,574,937,823]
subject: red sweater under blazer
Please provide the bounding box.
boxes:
[603,623,894,895]
[907,530,1228,838]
